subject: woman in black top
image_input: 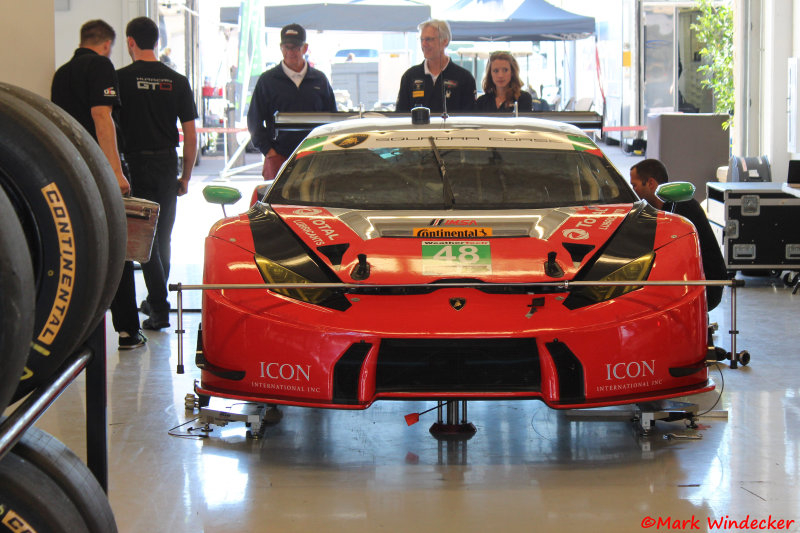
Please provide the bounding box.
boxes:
[476,51,533,112]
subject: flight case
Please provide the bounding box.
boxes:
[705,182,800,271]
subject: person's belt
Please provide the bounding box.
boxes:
[127,148,175,156]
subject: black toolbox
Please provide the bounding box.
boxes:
[706,182,800,271]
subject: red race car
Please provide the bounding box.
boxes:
[195,114,713,415]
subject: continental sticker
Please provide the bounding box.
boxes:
[421,240,491,275]
[413,227,492,238]
[37,182,76,347]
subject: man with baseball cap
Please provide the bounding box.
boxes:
[247,23,337,180]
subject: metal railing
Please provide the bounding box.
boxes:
[169,277,747,377]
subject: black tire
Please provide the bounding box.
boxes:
[0,82,127,327]
[0,187,35,413]
[12,424,118,533]
[0,451,89,533]
[0,91,109,402]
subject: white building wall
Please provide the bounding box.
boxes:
[54,0,150,71]
[0,0,54,96]
[793,0,800,160]
[759,0,793,180]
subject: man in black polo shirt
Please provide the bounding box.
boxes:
[116,16,198,331]
[247,23,337,180]
[396,19,476,113]
[51,19,145,350]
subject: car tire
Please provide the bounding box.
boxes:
[0,187,35,413]
[12,424,118,533]
[0,82,127,328]
[0,90,109,402]
[0,451,88,532]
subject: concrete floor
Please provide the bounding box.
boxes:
[12,146,800,532]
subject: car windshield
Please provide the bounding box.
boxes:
[268,142,635,210]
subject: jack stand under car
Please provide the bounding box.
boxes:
[185,390,282,439]
[565,398,728,436]
[429,400,476,441]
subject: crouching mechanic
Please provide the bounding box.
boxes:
[630,158,727,310]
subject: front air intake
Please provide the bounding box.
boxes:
[375,338,540,393]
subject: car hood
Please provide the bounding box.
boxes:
[264,204,648,284]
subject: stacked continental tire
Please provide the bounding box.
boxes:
[0,83,123,532]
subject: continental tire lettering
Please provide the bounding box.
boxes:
[19,367,33,381]
[1,508,37,533]
[37,183,75,346]
[30,343,50,356]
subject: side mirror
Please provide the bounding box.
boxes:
[202,185,242,217]
[656,181,695,203]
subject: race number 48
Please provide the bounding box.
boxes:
[432,244,482,263]
[422,241,492,275]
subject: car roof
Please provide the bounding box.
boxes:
[335,48,378,57]
[305,115,586,139]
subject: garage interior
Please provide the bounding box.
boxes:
[12,149,798,532]
[2,1,800,532]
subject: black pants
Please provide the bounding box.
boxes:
[110,260,140,334]
[127,151,179,317]
[109,158,141,335]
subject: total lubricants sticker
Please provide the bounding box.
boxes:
[421,240,491,276]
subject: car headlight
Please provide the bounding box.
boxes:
[581,252,654,303]
[563,202,658,310]
[255,254,331,305]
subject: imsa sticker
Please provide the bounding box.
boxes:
[421,241,491,275]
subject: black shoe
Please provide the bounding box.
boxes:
[142,316,170,330]
[119,330,147,350]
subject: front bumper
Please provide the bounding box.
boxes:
[199,284,712,410]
